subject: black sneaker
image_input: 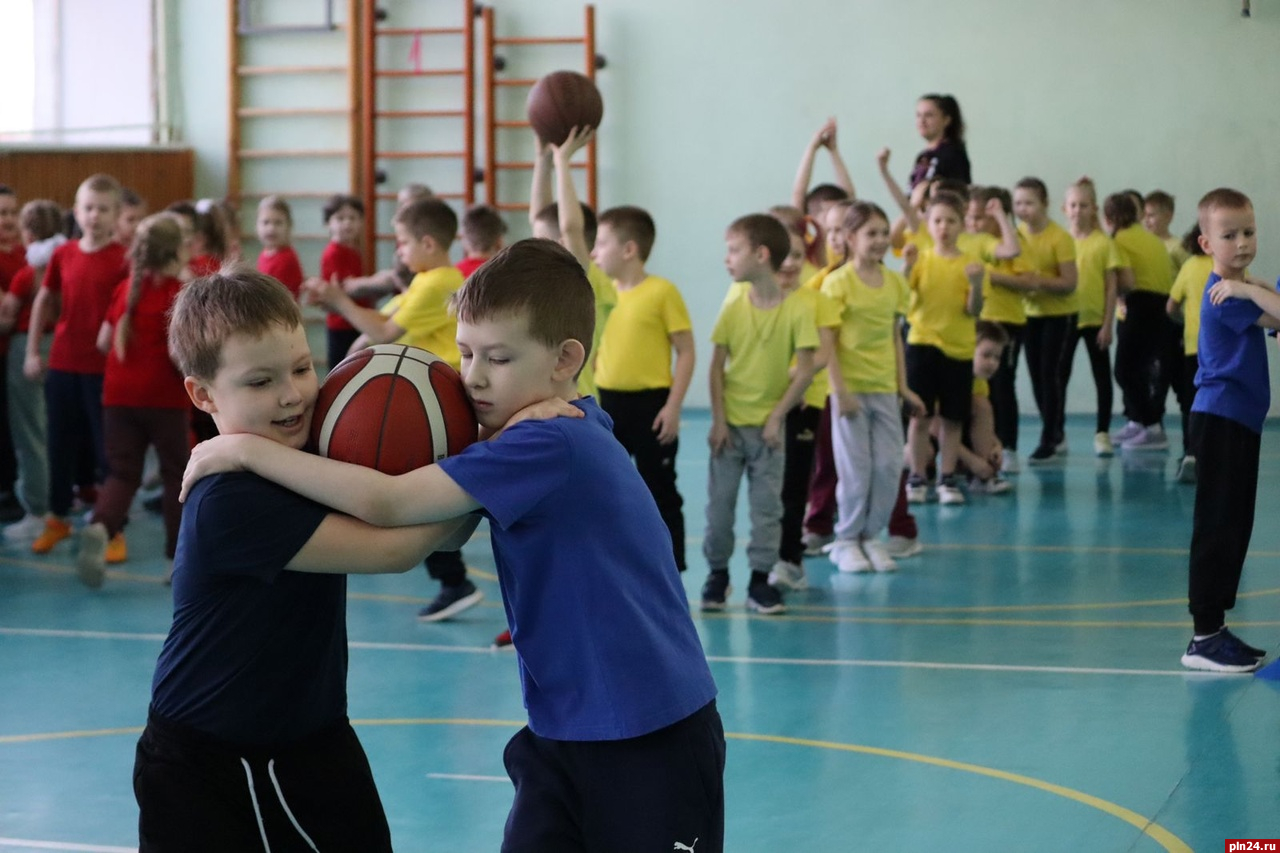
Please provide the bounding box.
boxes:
[1221,627,1266,659]
[417,580,484,622]
[1180,631,1263,673]
[700,571,732,612]
[746,581,786,615]
[1027,444,1057,465]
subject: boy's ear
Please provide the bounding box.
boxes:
[621,239,640,261]
[1197,232,1211,255]
[553,339,586,381]
[185,376,218,414]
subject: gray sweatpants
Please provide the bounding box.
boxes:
[703,425,785,576]
[8,334,50,517]
[832,393,902,542]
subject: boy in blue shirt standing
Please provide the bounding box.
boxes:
[135,270,472,851]
[1181,188,1276,673]
[183,239,725,852]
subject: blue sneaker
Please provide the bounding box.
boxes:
[1181,631,1263,672]
[417,580,484,622]
[1220,627,1266,659]
[700,571,732,612]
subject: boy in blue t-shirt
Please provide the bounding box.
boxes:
[182,239,725,852]
[134,270,471,851]
[1181,188,1277,673]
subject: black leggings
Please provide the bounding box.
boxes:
[1061,324,1113,435]
[1114,291,1175,426]
[987,322,1024,451]
[1024,314,1075,449]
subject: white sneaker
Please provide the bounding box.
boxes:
[906,480,929,504]
[828,540,871,573]
[1111,420,1143,443]
[4,513,45,542]
[883,535,923,559]
[1177,455,1197,484]
[1094,432,1114,457]
[1001,450,1019,474]
[76,522,108,590]
[861,538,898,573]
[936,478,966,505]
[768,559,808,590]
[971,476,1013,495]
[1054,439,1068,456]
[1122,423,1169,452]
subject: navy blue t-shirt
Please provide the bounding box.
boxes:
[150,472,344,746]
[1193,272,1271,434]
[438,397,717,741]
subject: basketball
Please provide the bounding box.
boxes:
[525,70,604,146]
[310,344,477,474]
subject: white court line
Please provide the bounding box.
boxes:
[0,627,1204,677]
[426,773,508,783]
[0,839,136,853]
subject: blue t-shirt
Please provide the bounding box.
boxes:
[151,472,344,746]
[438,397,717,741]
[1193,272,1271,434]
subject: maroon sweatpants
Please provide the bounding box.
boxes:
[94,406,189,557]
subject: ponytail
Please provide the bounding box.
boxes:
[114,213,184,360]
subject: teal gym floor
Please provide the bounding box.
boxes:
[1,411,1278,852]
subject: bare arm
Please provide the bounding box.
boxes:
[307,278,405,344]
[812,325,835,374]
[895,320,925,416]
[965,263,985,317]
[183,433,481,526]
[1098,269,1117,348]
[707,343,729,454]
[1114,267,1135,295]
[287,513,473,574]
[877,148,917,229]
[0,293,20,334]
[96,321,112,354]
[529,141,554,230]
[1027,260,1078,295]
[1208,277,1280,328]
[767,348,817,426]
[24,286,56,380]
[791,120,833,211]
[552,127,594,269]
[990,200,1020,260]
[654,329,695,444]
[343,269,400,301]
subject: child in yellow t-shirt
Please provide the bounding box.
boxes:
[1143,190,1191,271]
[701,215,818,615]
[306,198,480,624]
[1011,177,1078,464]
[1167,225,1214,483]
[903,191,986,506]
[592,205,694,573]
[955,323,1014,496]
[821,202,924,574]
[528,127,615,402]
[1107,192,1177,451]
[967,186,1028,472]
[1061,178,1122,458]
[766,216,840,592]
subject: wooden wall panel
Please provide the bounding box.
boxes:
[0,146,195,210]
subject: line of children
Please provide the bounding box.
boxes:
[0,186,25,523]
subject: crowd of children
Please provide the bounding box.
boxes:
[0,103,1268,700]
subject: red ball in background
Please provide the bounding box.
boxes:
[525,70,603,146]
[311,344,477,474]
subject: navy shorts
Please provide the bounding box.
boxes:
[501,700,725,853]
[906,343,973,423]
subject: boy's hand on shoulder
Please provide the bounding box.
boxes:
[486,397,585,440]
[179,434,256,502]
[652,403,680,445]
[1208,278,1250,305]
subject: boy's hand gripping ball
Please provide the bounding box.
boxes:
[525,70,604,146]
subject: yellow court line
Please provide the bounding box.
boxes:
[0,721,1190,852]
[784,585,1280,615]
[727,732,1192,853]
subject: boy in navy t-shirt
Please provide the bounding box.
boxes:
[135,270,471,851]
[183,239,725,852]
[1181,188,1278,673]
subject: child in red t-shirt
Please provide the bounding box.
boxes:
[318,193,369,368]
[0,185,27,523]
[0,200,64,542]
[76,214,191,587]
[25,174,130,555]
[114,188,147,249]
[255,195,303,298]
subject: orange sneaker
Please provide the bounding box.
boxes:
[105,532,127,564]
[31,516,71,554]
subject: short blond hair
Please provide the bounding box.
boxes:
[1197,188,1252,231]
